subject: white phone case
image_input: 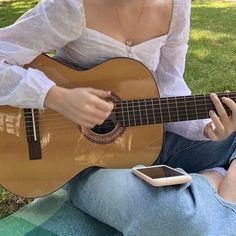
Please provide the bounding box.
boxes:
[132,165,192,187]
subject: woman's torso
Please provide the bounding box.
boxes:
[57,0,173,71]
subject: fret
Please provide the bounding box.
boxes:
[184,96,198,120]
[115,103,122,124]
[119,102,126,127]
[193,95,198,120]
[116,92,236,128]
[159,98,163,123]
[151,99,156,124]
[146,99,155,124]
[125,101,131,127]
[144,100,149,125]
[205,95,215,113]
[175,97,180,122]
[138,100,143,126]
[194,95,209,119]
[132,100,142,126]
[151,99,162,124]
[131,100,136,126]
[175,96,188,121]
[160,98,171,123]
[184,96,189,120]
[166,97,171,122]
[204,95,209,118]
[139,99,148,125]
[125,100,134,126]
[166,97,179,122]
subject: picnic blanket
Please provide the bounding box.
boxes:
[0,189,122,236]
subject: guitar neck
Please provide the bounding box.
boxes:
[115,92,236,127]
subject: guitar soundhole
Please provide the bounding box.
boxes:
[79,92,126,144]
[92,122,115,134]
[91,113,117,134]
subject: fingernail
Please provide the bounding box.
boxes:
[210,93,216,98]
[209,110,215,115]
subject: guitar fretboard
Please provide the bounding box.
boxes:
[115,92,236,127]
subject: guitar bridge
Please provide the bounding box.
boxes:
[24,108,42,160]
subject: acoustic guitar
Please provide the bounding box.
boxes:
[0,54,234,198]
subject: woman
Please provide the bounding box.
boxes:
[0,0,236,235]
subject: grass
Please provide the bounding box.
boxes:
[185,1,236,93]
[0,0,235,219]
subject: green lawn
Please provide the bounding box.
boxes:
[186,1,236,93]
[0,0,235,218]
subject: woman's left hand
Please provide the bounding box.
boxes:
[203,93,236,141]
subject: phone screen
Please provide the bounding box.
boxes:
[137,166,184,179]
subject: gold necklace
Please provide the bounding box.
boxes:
[112,0,146,47]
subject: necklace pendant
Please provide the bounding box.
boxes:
[126,41,132,47]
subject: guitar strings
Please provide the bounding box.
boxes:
[21,96,234,123]
[22,94,236,119]
[23,106,232,138]
[22,104,231,126]
[22,108,228,137]
[6,95,235,137]
[22,92,236,112]
[22,93,236,116]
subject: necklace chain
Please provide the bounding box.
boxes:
[112,0,146,47]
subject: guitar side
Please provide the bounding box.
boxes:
[0,55,163,198]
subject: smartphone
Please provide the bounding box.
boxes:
[132,165,192,187]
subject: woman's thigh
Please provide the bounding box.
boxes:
[68,131,236,235]
[68,169,236,236]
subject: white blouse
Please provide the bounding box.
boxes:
[0,0,210,140]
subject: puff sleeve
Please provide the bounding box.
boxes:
[0,0,85,108]
[155,0,210,140]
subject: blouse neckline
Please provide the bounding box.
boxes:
[80,0,176,49]
[85,27,168,49]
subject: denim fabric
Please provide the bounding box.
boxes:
[68,131,236,236]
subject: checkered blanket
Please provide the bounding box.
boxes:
[0,189,121,236]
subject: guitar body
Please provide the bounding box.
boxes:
[0,55,163,197]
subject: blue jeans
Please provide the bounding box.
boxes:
[68,131,236,236]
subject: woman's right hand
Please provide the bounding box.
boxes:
[44,86,114,128]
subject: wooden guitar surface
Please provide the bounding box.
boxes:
[0,55,163,197]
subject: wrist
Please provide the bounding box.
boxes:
[44,85,68,112]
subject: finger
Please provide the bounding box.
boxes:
[210,93,230,126]
[90,108,111,121]
[88,88,111,98]
[205,122,218,141]
[93,98,114,112]
[88,109,112,125]
[222,97,236,114]
[82,116,103,128]
[209,110,225,138]
[79,120,96,129]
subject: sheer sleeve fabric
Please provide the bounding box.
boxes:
[0,0,85,108]
[155,0,210,140]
